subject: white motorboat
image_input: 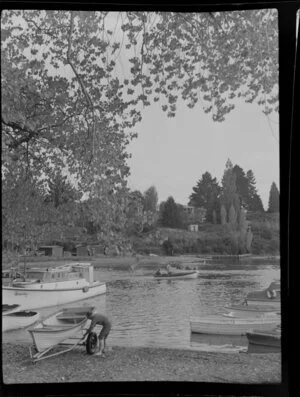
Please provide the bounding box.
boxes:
[2,263,106,310]
[28,306,94,353]
[3,304,40,332]
[190,314,280,336]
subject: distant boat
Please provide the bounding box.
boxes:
[2,263,106,310]
[28,306,93,353]
[154,270,198,279]
[3,305,40,332]
[190,315,280,336]
[246,326,281,348]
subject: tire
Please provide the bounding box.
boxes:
[86,332,98,355]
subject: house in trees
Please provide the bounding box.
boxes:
[183,205,207,231]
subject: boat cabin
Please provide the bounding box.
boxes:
[13,263,95,284]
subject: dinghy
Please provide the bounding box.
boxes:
[28,306,94,353]
[246,326,281,348]
[190,314,280,336]
[3,305,40,332]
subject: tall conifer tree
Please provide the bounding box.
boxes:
[267,182,279,213]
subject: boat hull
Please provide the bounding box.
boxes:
[2,282,106,310]
[190,316,280,336]
[154,271,198,279]
[224,304,280,318]
[28,307,92,352]
[246,329,281,348]
[3,311,40,332]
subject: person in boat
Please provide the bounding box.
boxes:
[84,311,112,357]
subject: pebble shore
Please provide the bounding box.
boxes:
[2,343,281,383]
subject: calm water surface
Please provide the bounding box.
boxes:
[3,260,280,352]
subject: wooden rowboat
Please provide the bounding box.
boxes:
[3,305,40,332]
[246,326,281,348]
[190,315,280,336]
[154,270,198,279]
[28,306,95,354]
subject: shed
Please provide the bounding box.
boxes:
[76,245,90,257]
[38,245,63,257]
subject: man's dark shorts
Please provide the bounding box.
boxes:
[99,324,111,340]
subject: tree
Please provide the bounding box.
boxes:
[189,172,221,222]
[44,172,81,208]
[267,182,279,213]
[221,159,240,217]
[233,164,249,208]
[160,196,183,229]
[220,204,227,225]
[246,170,265,212]
[2,10,278,237]
[143,186,158,212]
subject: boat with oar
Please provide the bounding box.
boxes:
[3,262,106,310]
[190,314,280,336]
[28,306,98,362]
[246,325,281,349]
[3,304,40,332]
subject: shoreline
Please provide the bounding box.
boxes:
[2,342,281,383]
[1,253,280,270]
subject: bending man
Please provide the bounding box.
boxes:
[84,311,112,357]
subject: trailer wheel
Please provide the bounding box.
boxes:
[86,332,98,354]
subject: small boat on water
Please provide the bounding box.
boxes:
[190,315,280,336]
[245,280,281,308]
[154,270,198,279]
[28,306,94,353]
[3,304,40,332]
[2,263,106,310]
[224,304,280,318]
[246,325,281,348]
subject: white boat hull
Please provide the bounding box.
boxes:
[2,282,106,310]
[29,307,93,352]
[3,311,40,332]
[224,304,281,318]
[190,315,280,336]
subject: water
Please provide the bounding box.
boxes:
[2,260,280,353]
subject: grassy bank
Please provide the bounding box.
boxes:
[2,343,281,383]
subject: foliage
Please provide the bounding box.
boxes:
[1,10,278,242]
[220,204,227,225]
[143,186,158,212]
[221,159,240,216]
[267,181,279,213]
[246,170,265,211]
[160,196,184,229]
[233,164,249,208]
[188,171,221,221]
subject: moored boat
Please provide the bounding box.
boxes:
[190,315,280,336]
[28,306,94,352]
[224,304,280,318]
[2,263,106,310]
[3,307,40,332]
[154,270,198,279]
[245,280,280,308]
[246,326,281,348]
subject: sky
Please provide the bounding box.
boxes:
[126,100,279,210]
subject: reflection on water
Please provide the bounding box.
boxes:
[2,261,280,353]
